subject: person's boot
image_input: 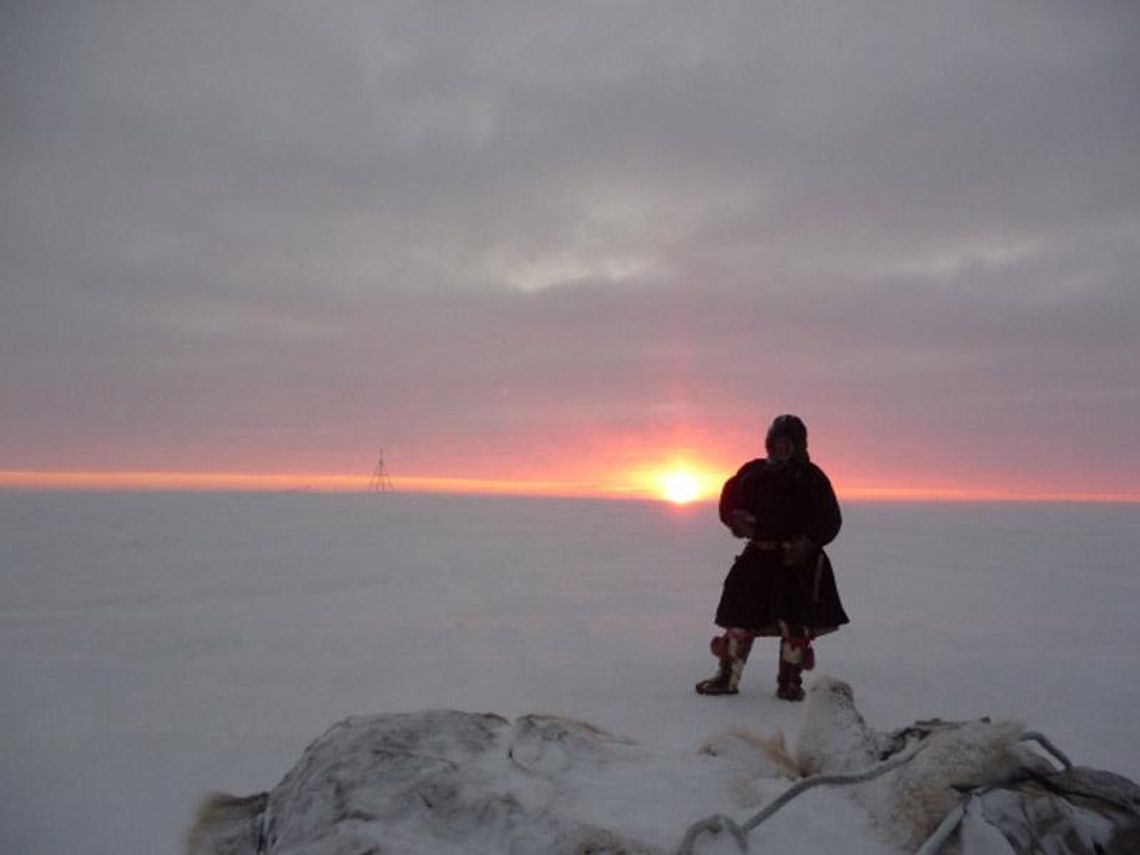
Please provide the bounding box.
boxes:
[776,639,805,701]
[696,634,752,695]
[782,634,815,671]
[776,661,804,701]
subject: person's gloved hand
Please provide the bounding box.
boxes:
[729,510,756,539]
[784,535,816,565]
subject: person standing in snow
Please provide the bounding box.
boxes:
[696,414,849,701]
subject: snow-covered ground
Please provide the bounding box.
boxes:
[1,492,1137,854]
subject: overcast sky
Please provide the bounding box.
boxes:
[3,1,1138,498]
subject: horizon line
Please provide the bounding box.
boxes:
[1,469,1138,505]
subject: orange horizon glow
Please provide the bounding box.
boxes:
[1,468,1138,504]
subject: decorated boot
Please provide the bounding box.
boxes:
[776,639,806,701]
[782,634,815,671]
[695,634,753,695]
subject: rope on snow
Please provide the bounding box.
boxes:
[911,730,1076,853]
[676,728,1076,855]
[675,737,931,855]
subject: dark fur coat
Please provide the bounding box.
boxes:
[713,457,849,635]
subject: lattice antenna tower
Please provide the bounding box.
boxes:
[369,450,395,492]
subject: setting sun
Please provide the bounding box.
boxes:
[614,459,724,503]
[660,470,702,504]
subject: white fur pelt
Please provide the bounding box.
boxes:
[185,684,1035,854]
[794,676,883,777]
[794,676,1024,851]
[860,719,1023,850]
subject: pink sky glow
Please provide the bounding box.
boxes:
[2,4,1137,502]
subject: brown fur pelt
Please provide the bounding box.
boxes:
[184,791,267,855]
[697,728,801,780]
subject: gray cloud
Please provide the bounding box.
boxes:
[3,1,1138,493]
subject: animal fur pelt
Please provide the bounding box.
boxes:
[790,677,1024,849]
[790,677,1140,853]
[694,678,1041,851]
[184,711,765,855]
[186,681,1140,854]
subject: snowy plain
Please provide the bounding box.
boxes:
[1,491,1138,854]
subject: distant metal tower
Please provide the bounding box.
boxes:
[369,450,395,492]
